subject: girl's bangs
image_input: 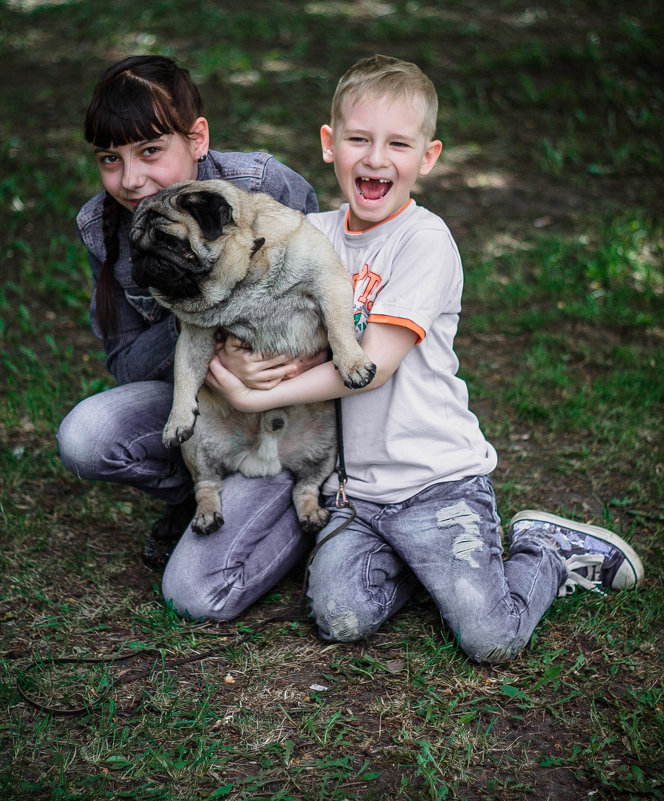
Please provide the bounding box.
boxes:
[85,80,178,148]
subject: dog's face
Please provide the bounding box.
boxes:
[129,181,257,312]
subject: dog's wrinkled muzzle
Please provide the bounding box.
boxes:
[131,251,209,299]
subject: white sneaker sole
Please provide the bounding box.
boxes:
[509,509,645,589]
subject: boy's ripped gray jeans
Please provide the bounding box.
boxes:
[308,475,565,664]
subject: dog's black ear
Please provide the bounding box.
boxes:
[179,191,234,240]
[250,237,265,259]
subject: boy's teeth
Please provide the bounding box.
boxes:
[357,177,392,199]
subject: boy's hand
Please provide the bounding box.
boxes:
[213,334,328,390]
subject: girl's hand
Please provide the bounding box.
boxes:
[216,334,328,390]
[205,353,260,412]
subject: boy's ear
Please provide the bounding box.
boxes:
[191,117,210,161]
[320,124,335,163]
[419,139,443,176]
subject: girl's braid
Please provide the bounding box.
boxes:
[96,191,122,336]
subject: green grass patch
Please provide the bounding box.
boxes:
[1,0,663,799]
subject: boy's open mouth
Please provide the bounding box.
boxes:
[356,177,392,200]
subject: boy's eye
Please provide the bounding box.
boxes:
[391,141,409,148]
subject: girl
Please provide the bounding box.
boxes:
[57,55,319,585]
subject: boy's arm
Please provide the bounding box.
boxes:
[206,322,417,412]
[216,335,329,390]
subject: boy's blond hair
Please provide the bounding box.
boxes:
[330,54,438,141]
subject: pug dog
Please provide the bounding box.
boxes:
[129,179,376,535]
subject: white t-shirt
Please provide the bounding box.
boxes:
[308,199,498,504]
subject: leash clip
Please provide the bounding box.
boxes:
[335,468,349,508]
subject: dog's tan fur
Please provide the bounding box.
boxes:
[130,179,375,534]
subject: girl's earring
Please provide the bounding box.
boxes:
[197,153,208,163]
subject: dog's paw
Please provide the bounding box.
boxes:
[192,510,224,535]
[162,409,199,447]
[339,357,377,390]
[298,506,331,535]
[162,425,195,447]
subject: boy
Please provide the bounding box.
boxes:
[200,55,644,662]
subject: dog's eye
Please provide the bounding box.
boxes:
[184,250,196,261]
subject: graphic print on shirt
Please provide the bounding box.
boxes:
[352,263,383,333]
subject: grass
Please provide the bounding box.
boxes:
[1,0,664,798]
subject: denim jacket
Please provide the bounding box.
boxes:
[77,150,318,384]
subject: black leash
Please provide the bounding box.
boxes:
[16,399,355,717]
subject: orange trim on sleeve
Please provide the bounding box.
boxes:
[367,313,426,344]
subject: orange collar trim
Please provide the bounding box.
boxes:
[345,199,413,234]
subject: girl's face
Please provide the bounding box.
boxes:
[93,117,209,212]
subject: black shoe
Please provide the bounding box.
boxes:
[142,495,196,572]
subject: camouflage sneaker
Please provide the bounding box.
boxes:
[509,510,644,597]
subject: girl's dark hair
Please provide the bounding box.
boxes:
[85,56,204,335]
